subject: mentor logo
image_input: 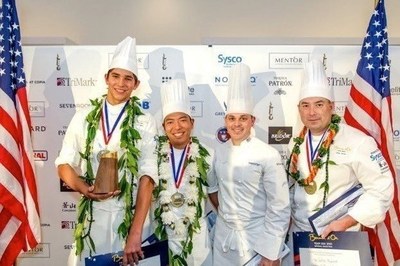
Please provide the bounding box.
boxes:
[269,53,309,69]
[29,101,45,117]
[18,243,50,258]
[268,127,292,144]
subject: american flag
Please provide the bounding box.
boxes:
[0,0,41,265]
[344,0,400,265]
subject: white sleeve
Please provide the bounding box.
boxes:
[54,110,87,169]
[348,136,394,227]
[136,113,158,184]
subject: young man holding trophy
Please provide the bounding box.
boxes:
[55,36,158,266]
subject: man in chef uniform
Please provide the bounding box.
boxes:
[152,78,213,265]
[208,63,291,266]
[55,36,158,266]
[284,59,393,265]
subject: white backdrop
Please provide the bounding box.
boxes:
[16,44,400,265]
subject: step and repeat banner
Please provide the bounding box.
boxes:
[17,44,400,265]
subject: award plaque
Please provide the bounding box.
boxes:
[93,151,118,194]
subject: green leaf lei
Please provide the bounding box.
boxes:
[153,136,209,266]
[74,95,143,256]
[286,114,340,207]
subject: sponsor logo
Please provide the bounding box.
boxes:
[269,53,309,69]
[56,54,61,71]
[62,201,76,212]
[59,103,91,109]
[217,54,243,67]
[56,77,97,87]
[394,129,399,142]
[391,86,400,95]
[268,127,292,144]
[327,76,352,87]
[31,125,47,132]
[268,76,293,95]
[370,149,389,173]
[162,53,167,70]
[216,127,230,143]
[214,75,257,86]
[64,244,74,250]
[139,100,150,110]
[18,243,50,258]
[58,126,68,136]
[268,102,274,120]
[29,101,45,117]
[334,101,347,116]
[162,76,172,83]
[190,101,203,117]
[395,150,400,167]
[188,86,195,96]
[28,80,46,85]
[214,111,226,116]
[33,150,48,161]
[278,150,289,166]
[61,221,76,229]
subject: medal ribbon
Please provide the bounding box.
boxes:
[306,129,327,173]
[101,100,129,145]
[170,142,191,189]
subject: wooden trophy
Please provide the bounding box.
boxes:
[93,151,118,194]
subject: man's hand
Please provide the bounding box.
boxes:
[123,230,143,266]
[260,256,280,266]
[321,215,358,238]
[83,186,120,201]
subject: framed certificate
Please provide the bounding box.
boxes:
[84,239,169,266]
[293,231,372,266]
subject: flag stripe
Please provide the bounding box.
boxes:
[0,0,41,264]
[344,0,400,265]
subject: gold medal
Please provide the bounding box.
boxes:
[170,192,185,208]
[304,181,317,195]
[97,149,110,162]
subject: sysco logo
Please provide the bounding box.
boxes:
[217,54,243,65]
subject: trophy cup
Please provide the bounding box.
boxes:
[93,151,118,194]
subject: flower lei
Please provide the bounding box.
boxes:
[286,114,340,207]
[74,95,143,256]
[153,136,209,266]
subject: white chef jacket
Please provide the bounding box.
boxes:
[151,145,213,265]
[208,136,290,264]
[288,123,393,232]
[55,100,158,266]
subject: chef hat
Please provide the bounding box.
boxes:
[226,63,254,115]
[108,36,138,76]
[299,59,333,102]
[160,79,191,120]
